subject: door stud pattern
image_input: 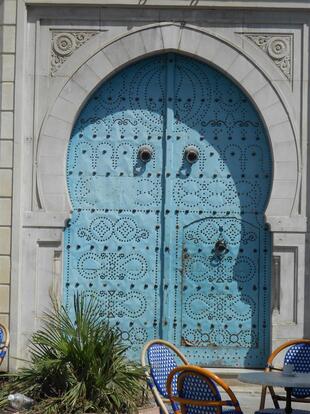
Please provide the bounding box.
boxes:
[65,56,166,357]
[164,56,271,367]
[65,53,272,366]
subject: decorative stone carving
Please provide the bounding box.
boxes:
[244,34,293,81]
[51,31,99,76]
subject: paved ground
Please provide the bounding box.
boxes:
[1,382,306,414]
[139,382,307,414]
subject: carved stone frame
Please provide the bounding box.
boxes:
[37,22,300,232]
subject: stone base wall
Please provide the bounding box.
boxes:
[0,0,16,370]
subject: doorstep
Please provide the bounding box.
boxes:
[210,368,264,392]
[210,367,264,377]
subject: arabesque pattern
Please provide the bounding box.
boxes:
[65,53,272,366]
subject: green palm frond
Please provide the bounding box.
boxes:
[0,294,145,413]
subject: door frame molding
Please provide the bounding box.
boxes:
[36,22,300,231]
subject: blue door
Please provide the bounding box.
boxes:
[65,53,272,367]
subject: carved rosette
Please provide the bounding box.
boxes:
[51,31,98,76]
[244,34,293,81]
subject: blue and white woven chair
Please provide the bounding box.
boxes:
[167,365,243,414]
[141,339,189,414]
[0,322,9,368]
[258,339,310,414]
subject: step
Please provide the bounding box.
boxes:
[208,367,264,376]
[211,368,264,392]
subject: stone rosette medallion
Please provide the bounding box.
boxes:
[244,34,293,81]
[51,31,99,76]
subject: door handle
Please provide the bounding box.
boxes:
[214,240,229,257]
[181,336,199,347]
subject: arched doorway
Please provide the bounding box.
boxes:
[64,53,272,367]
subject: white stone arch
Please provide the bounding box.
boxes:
[37,23,300,230]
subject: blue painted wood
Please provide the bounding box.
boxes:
[65,53,272,367]
[65,55,166,356]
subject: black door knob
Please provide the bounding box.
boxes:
[138,145,153,163]
[214,240,228,256]
[185,146,199,164]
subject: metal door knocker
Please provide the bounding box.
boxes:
[138,145,153,163]
[185,146,199,164]
[214,240,229,257]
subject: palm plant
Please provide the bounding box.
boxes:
[0,295,145,413]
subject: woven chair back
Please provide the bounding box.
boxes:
[284,343,310,398]
[177,370,221,414]
[147,342,179,398]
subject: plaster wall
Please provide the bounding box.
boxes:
[4,1,310,368]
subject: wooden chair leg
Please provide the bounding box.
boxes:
[269,386,280,409]
[260,385,267,409]
[151,387,170,414]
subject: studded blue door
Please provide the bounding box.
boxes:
[65,53,272,367]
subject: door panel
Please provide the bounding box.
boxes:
[65,53,272,366]
[178,216,267,367]
[163,54,271,367]
[65,55,166,357]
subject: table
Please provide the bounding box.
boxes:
[239,371,310,414]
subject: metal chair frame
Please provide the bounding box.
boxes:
[167,365,242,414]
[260,339,310,410]
[0,322,9,367]
[141,339,189,414]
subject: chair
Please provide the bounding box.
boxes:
[259,339,310,413]
[167,365,243,414]
[0,322,9,367]
[141,339,189,414]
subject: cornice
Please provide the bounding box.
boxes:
[24,0,310,11]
